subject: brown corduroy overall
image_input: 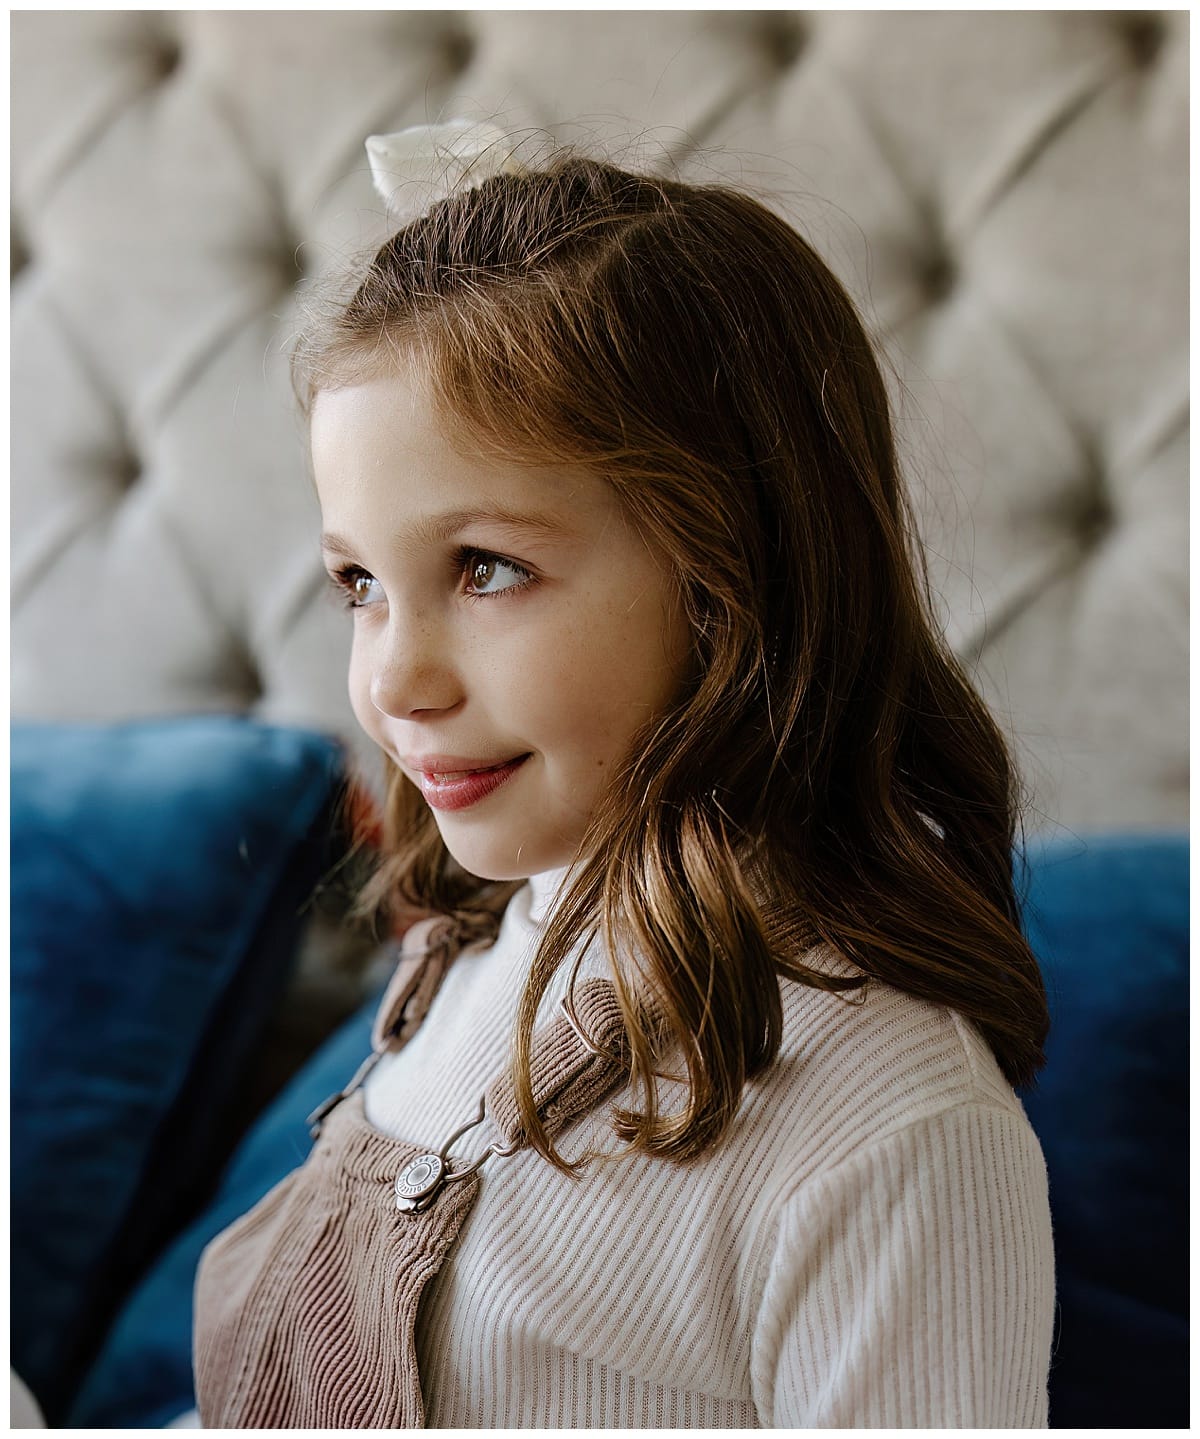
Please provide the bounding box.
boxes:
[192,918,631,1429]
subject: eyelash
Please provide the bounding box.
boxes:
[327,547,534,610]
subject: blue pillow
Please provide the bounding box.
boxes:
[67,986,383,1428]
[1016,831,1188,1429]
[10,718,347,1425]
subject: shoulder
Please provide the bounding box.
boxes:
[736,944,1041,1198]
[741,951,1054,1425]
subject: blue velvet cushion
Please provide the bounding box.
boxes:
[1015,831,1188,1428]
[67,829,1189,1428]
[10,718,346,1425]
[67,989,382,1427]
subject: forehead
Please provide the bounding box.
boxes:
[309,368,617,542]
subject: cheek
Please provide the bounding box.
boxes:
[540,604,688,763]
[603,586,690,703]
[346,641,379,736]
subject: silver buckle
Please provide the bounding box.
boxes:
[394,1093,518,1214]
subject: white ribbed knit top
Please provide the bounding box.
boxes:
[357,869,1056,1428]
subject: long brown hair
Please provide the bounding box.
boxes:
[293,140,1049,1170]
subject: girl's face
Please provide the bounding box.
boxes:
[311,363,692,881]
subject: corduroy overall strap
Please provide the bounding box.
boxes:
[370,914,497,1054]
[193,973,630,1430]
[485,974,631,1147]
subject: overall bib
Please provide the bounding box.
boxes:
[193,917,631,1429]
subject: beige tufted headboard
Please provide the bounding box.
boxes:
[11,11,1189,836]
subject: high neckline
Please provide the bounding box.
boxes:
[526,865,573,925]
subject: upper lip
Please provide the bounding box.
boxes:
[401,753,525,775]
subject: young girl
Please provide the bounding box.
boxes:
[193,122,1055,1428]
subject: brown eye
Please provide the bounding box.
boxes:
[462,550,531,596]
[353,574,375,604]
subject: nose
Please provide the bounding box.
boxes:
[365,612,463,719]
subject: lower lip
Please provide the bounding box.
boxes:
[415,755,530,812]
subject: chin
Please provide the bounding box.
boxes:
[437,827,571,885]
[450,855,538,884]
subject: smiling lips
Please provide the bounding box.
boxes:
[407,754,531,811]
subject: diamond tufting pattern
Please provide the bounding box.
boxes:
[10,11,1188,831]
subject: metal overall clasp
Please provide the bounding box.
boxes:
[393,1094,518,1214]
[306,1050,384,1141]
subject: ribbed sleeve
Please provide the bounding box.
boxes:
[752,1104,1055,1427]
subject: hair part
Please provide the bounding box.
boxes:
[294,142,1049,1172]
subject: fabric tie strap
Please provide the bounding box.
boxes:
[370,915,490,1053]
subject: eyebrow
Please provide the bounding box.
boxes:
[320,506,571,560]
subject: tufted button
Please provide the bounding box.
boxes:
[922,249,957,304]
[11,219,29,280]
[114,446,142,492]
[1115,12,1164,68]
[1076,484,1115,549]
[440,27,476,76]
[148,36,183,81]
[278,233,306,285]
[760,13,807,70]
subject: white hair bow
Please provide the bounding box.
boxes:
[365,120,528,221]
